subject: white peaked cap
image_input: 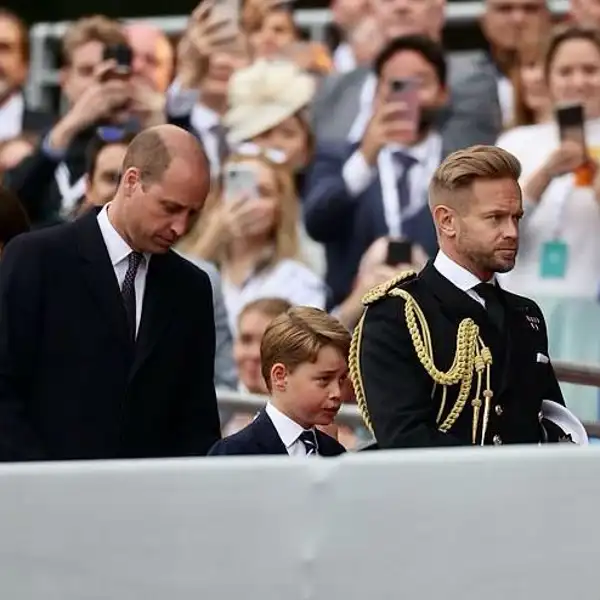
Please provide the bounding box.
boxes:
[542,399,589,445]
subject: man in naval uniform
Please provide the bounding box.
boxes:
[350,145,584,448]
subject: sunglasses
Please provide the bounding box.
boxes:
[232,142,288,165]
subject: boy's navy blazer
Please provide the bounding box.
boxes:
[208,409,346,456]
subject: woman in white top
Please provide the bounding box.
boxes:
[180,147,327,333]
[497,25,600,300]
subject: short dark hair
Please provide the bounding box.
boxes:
[374,35,447,87]
[85,132,136,180]
[0,187,29,247]
[0,9,29,63]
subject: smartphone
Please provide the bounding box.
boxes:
[387,79,420,132]
[224,163,258,202]
[210,0,240,38]
[386,239,413,266]
[556,104,585,146]
[556,103,593,186]
[102,43,133,79]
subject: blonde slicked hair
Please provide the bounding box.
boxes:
[429,145,522,208]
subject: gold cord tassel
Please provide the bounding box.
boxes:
[349,274,495,443]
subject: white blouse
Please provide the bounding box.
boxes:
[223,258,327,334]
[496,118,600,300]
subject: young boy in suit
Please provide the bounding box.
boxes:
[209,307,351,456]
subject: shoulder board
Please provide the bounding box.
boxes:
[361,270,418,306]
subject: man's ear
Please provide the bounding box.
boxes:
[122,168,140,197]
[271,363,288,392]
[433,204,459,239]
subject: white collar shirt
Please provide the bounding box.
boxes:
[97,204,151,335]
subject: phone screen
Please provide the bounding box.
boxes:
[387,78,420,132]
[224,164,258,202]
[386,239,413,266]
[210,0,240,38]
[102,43,133,79]
[556,104,585,147]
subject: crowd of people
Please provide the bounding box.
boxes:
[0,0,598,457]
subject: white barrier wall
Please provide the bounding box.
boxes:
[0,446,597,599]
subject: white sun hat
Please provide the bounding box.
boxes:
[223,58,316,146]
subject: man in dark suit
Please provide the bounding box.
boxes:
[0,124,221,461]
[350,145,578,448]
[305,36,447,308]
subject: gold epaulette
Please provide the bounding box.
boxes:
[350,270,496,445]
[361,270,417,306]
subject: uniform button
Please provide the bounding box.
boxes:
[494,404,503,416]
[493,434,503,445]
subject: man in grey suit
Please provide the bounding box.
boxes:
[311,0,502,147]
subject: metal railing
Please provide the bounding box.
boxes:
[216,356,600,436]
[553,360,600,387]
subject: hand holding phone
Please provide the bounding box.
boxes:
[360,79,421,165]
[102,43,133,80]
[386,238,413,267]
[224,163,259,202]
[385,78,420,131]
[554,103,592,185]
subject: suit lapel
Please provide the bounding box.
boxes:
[254,410,288,455]
[369,173,388,237]
[494,291,526,399]
[129,252,175,381]
[315,430,342,456]
[75,210,132,349]
[341,69,371,139]
[421,262,489,325]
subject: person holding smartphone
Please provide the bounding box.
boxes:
[178,148,327,333]
[304,35,450,309]
[4,17,167,228]
[496,26,600,300]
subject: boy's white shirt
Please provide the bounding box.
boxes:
[265,402,314,456]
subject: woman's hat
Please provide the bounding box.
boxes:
[224,59,316,145]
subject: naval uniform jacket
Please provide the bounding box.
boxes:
[352,262,564,449]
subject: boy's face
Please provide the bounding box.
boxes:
[276,345,349,428]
